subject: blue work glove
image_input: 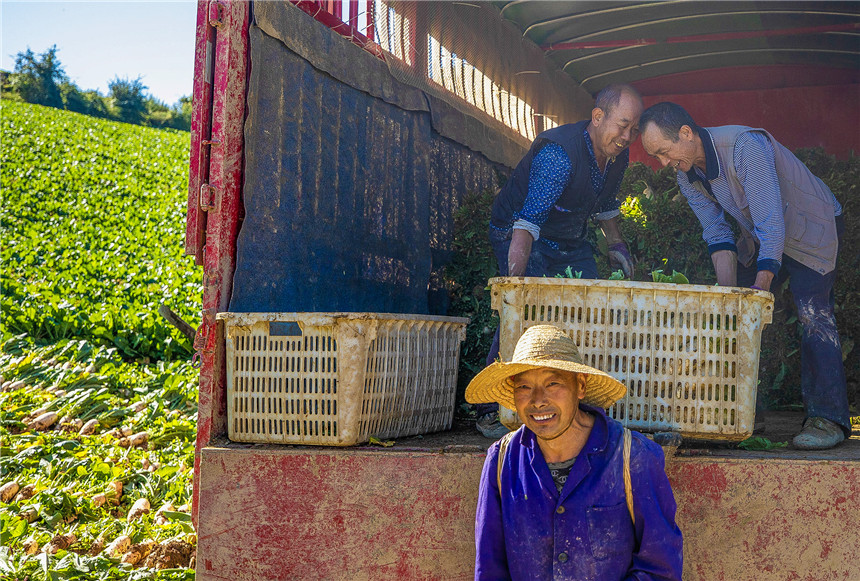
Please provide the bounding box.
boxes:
[608,242,634,279]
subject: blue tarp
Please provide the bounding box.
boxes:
[229,24,505,316]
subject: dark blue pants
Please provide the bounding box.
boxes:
[739,216,850,436]
[477,227,597,417]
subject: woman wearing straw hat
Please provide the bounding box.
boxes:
[467,325,682,580]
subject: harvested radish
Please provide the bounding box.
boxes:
[88,539,104,556]
[128,497,151,521]
[4,380,25,392]
[105,534,131,557]
[28,412,58,431]
[79,419,99,435]
[112,426,133,438]
[14,483,36,502]
[43,533,76,554]
[23,537,40,555]
[0,481,20,502]
[19,507,38,522]
[119,431,149,448]
[121,540,156,565]
[106,480,123,505]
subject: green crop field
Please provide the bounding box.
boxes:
[1,100,201,579]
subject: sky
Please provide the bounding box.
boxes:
[1,1,197,105]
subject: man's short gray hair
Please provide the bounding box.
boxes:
[594,84,642,116]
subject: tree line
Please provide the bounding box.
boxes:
[1,46,191,131]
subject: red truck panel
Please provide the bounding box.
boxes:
[189,0,249,529]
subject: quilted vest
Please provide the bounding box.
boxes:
[490,121,627,249]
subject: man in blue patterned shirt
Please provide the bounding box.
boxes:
[476,85,643,438]
[639,101,849,450]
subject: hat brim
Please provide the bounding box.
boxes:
[465,357,627,411]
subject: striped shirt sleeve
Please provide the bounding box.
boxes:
[677,171,737,254]
[512,142,572,241]
[734,132,783,274]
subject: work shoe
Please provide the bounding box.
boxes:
[792,417,845,450]
[476,412,510,439]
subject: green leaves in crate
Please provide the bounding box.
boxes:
[554,266,583,279]
[650,269,689,284]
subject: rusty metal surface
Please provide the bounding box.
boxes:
[196,446,480,581]
[185,0,214,262]
[191,0,249,529]
[194,435,859,581]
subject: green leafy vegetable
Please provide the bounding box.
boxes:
[554,266,583,279]
[1,102,198,577]
[737,437,787,451]
[650,269,689,284]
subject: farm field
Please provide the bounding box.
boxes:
[1,100,201,580]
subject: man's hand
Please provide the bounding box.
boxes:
[608,242,634,279]
[711,249,738,287]
[507,229,534,277]
[752,270,775,292]
[599,216,633,278]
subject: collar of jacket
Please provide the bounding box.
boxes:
[685,127,721,183]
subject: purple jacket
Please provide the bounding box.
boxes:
[475,405,683,580]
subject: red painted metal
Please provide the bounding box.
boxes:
[544,22,860,50]
[195,447,860,581]
[190,0,248,529]
[291,0,385,59]
[185,1,216,263]
[365,0,375,42]
[631,64,860,96]
[348,0,359,31]
[628,80,860,166]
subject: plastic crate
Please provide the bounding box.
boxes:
[491,277,774,441]
[218,312,468,446]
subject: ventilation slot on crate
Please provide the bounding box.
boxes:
[221,313,467,446]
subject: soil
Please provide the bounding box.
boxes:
[143,540,195,570]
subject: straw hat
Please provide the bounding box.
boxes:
[465,325,627,411]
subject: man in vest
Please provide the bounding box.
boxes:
[476,84,642,438]
[639,101,849,450]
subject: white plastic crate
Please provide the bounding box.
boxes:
[491,277,774,441]
[218,312,468,446]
